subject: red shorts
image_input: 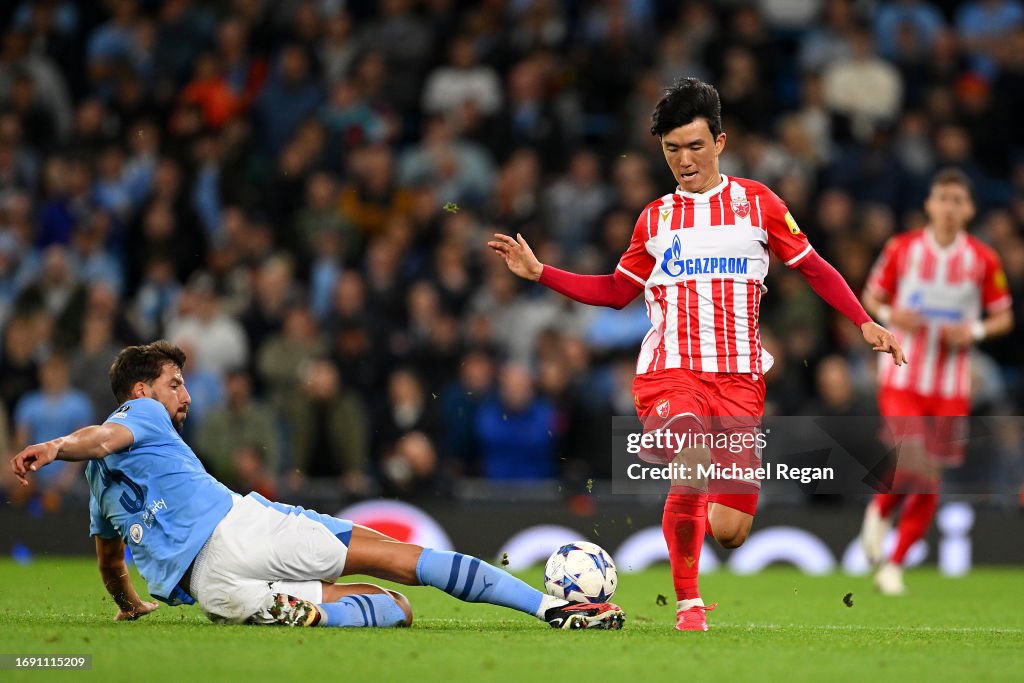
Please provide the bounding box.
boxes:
[878,388,969,465]
[633,368,764,515]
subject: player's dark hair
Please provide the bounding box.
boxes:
[109,340,187,403]
[650,77,723,139]
[930,167,973,199]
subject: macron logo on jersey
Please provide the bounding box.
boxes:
[660,234,749,278]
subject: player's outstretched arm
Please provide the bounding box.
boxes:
[95,536,159,621]
[487,232,543,281]
[794,251,905,365]
[9,423,134,485]
[488,233,642,309]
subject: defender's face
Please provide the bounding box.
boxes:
[925,183,974,232]
[144,363,191,431]
[660,119,726,194]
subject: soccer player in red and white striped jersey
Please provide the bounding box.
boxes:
[489,78,905,631]
[859,169,1013,596]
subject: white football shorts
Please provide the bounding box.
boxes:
[189,492,353,624]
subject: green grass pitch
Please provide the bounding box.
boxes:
[2,558,1023,683]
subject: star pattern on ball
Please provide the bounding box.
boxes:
[557,573,582,600]
[557,544,582,558]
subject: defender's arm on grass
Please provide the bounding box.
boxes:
[9,423,134,485]
[96,535,159,621]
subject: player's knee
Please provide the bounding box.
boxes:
[713,527,749,549]
[386,590,413,627]
[710,518,751,548]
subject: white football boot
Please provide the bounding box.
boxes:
[859,501,892,568]
[874,562,907,596]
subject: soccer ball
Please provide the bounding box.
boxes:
[543,541,618,603]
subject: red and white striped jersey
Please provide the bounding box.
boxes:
[866,228,1012,400]
[617,175,813,376]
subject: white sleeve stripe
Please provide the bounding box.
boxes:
[986,296,1013,313]
[784,245,814,267]
[617,264,647,285]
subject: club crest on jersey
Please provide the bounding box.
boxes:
[655,399,671,418]
[732,195,750,218]
[129,523,144,544]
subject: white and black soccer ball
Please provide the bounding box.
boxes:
[543,541,618,603]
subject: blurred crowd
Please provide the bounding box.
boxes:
[0,0,1023,511]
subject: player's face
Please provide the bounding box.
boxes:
[924,183,974,232]
[145,363,191,432]
[660,119,727,194]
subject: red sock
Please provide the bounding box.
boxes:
[890,493,939,565]
[663,490,707,601]
[874,492,905,519]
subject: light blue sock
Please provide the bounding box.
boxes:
[415,548,545,617]
[318,594,407,628]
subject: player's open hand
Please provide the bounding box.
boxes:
[9,441,59,485]
[940,322,974,347]
[888,307,925,333]
[487,233,543,281]
[115,601,159,622]
[861,321,906,366]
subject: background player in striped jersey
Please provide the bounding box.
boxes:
[489,77,905,631]
[859,169,1013,595]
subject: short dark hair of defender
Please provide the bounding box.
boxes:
[930,167,973,199]
[650,77,723,139]
[109,341,187,403]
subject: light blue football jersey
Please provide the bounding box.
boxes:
[86,398,235,605]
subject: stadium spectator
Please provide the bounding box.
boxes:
[257,305,326,419]
[12,352,91,510]
[874,0,946,63]
[439,348,496,474]
[252,44,322,156]
[421,33,503,124]
[16,244,87,349]
[287,358,369,500]
[397,116,496,209]
[798,0,858,74]
[379,430,441,499]
[165,272,248,378]
[955,0,1024,79]
[239,255,298,365]
[475,363,558,481]
[543,150,612,252]
[374,367,442,468]
[69,311,122,418]
[198,367,280,484]
[822,26,904,142]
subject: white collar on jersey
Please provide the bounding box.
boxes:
[923,227,966,254]
[675,174,729,199]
